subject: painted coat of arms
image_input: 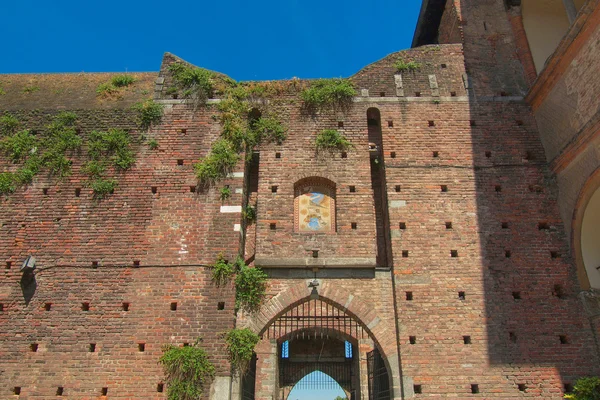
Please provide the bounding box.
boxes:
[295,182,335,233]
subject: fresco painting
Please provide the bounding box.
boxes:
[297,186,334,233]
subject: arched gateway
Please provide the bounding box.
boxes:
[238,281,401,400]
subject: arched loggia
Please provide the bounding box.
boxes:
[581,187,600,289]
[573,167,600,290]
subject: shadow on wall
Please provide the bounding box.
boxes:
[20,274,37,305]
[466,64,600,391]
[451,0,600,391]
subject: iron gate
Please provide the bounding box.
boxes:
[367,348,390,400]
[279,360,353,389]
[241,353,257,400]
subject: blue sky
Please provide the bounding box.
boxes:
[288,371,347,400]
[1,0,422,81]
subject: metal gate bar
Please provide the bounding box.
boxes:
[266,298,366,340]
[280,360,353,389]
[367,349,390,400]
[241,354,257,400]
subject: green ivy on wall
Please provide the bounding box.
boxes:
[300,78,356,112]
[564,377,600,400]
[0,112,137,198]
[209,256,267,313]
[224,328,260,375]
[159,340,215,400]
[315,129,353,153]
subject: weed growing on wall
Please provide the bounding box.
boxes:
[83,128,136,198]
[248,116,286,146]
[88,178,117,198]
[564,377,600,400]
[235,262,267,313]
[96,82,119,97]
[209,256,267,313]
[0,173,16,194]
[22,86,40,94]
[96,75,136,98]
[0,113,137,198]
[395,58,422,72]
[147,138,159,150]
[0,112,81,194]
[111,75,135,88]
[242,205,256,223]
[315,129,353,153]
[211,255,235,286]
[300,78,356,112]
[41,112,82,177]
[168,62,215,106]
[0,114,19,134]
[86,129,135,170]
[219,186,231,200]
[0,129,37,163]
[159,340,215,400]
[193,84,287,187]
[224,328,260,375]
[194,139,240,187]
[133,99,164,131]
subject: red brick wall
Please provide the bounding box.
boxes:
[384,98,599,397]
[0,106,243,267]
[253,105,378,264]
[508,7,538,87]
[246,43,599,398]
[1,37,599,399]
[455,0,530,97]
[438,0,463,44]
[0,97,241,398]
[0,266,234,399]
[352,45,467,98]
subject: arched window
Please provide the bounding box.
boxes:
[294,177,336,233]
[521,0,585,73]
[574,169,600,290]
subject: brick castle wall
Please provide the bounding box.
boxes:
[1,5,600,396]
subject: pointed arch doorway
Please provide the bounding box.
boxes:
[241,297,392,400]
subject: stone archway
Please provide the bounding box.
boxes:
[243,280,401,400]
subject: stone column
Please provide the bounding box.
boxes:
[229,375,241,400]
[211,376,233,400]
[562,0,578,24]
[358,339,375,400]
[254,339,278,400]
